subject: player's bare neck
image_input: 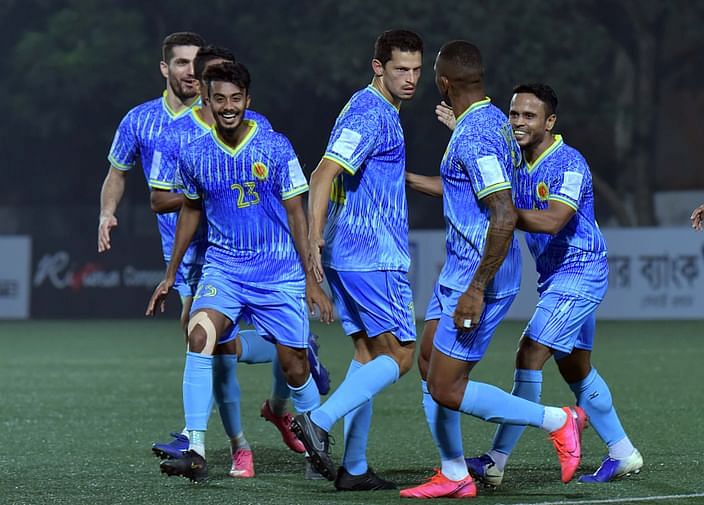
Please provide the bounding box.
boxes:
[165,87,198,115]
[450,89,485,120]
[196,105,214,126]
[218,122,251,149]
[372,77,401,109]
[525,134,554,164]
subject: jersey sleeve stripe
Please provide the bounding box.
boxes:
[108,155,133,170]
[548,195,578,211]
[148,180,176,190]
[183,191,201,200]
[476,181,511,199]
[282,184,309,200]
[323,153,358,175]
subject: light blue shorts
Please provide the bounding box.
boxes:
[173,261,203,298]
[325,268,416,342]
[433,284,515,362]
[424,280,442,321]
[523,291,598,356]
[191,264,308,349]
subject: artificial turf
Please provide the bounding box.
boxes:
[0,319,702,505]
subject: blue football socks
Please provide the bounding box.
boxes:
[289,374,320,413]
[459,380,545,427]
[569,368,628,447]
[212,354,242,439]
[311,354,399,432]
[183,352,214,431]
[342,360,373,475]
[238,329,276,364]
[492,369,543,457]
[422,379,463,461]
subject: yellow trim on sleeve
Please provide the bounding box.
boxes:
[183,191,201,200]
[148,180,176,190]
[548,195,578,211]
[282,184,309,200]
[476,181,511,199]
[323,153,357,175]
[108,155,132,171]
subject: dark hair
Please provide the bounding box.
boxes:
[513,83,558,116]
[203,61,251,95]
[194,45,236,81]
[437,40,483,76]
[373,29,423,65]
[162,32,205,62]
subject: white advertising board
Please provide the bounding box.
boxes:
[409,228,704,321]
[0,235,31,319]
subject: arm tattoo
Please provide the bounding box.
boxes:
[469,190,517,291]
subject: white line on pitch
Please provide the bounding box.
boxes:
[497,492,704,505]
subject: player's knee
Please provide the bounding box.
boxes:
[187,312,217,355]
[516,336,551,369]
[187,328,207,353]
[278,348,309,386]
[427,377,462,410]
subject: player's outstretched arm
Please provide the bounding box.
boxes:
[146,197,202,316]
[453,189,517,331]
[516,200,575,235]
[691,204,704,231]
[98,166,127,253]
[283,194,334,324]
[406,172,443,197]
[435,101,456,131]
[307,158,344,283]
[150,189,185,214]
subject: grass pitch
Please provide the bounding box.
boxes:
[0,319,702,505]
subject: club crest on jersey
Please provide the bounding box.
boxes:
[536,181,549,201]
[252,162,269,180]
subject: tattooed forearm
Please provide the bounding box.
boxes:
[468,190,517,292]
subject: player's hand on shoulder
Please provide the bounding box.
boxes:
[98,213,118,252]
[146,278,174,316]
[435,101,456,131]
[691,204,704,231]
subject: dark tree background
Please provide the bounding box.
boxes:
[2,0,702,240]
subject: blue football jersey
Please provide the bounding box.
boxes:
[179,120,309,291]
[438,98,522,298]
[151,108,275,264]
[513,134,608,300]
[321,85,409,272]
[107,90,195,262]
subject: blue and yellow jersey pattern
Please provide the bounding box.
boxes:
[513,135,608,300]
[107,90,195,262]
[150,107,274,264]
[321,85,409,272]
[179,120,308,291]
[439,98,522,298]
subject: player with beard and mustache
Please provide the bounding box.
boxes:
[99,32,203,263]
